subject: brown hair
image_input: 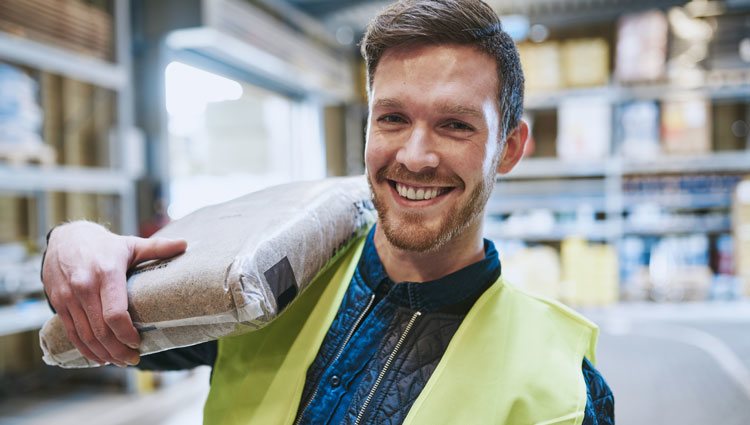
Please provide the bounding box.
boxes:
[360,0,525,135]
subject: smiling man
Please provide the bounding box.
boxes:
[42,1,614,424]
[367,42,510,276]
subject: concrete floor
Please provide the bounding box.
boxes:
[590,304,750,425]
[0,368,209,425]
[2,303,750,425]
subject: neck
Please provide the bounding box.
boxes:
[373,220,486,283]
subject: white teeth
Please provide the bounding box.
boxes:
[395,183,443,201]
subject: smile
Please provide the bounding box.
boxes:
[392,181,451,201]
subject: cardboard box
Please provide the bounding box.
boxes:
[561,38,610,88]
[503,245,561,301]
[734,178,750,295]
[0,196,24,243]
[560,238,619,307]
[518,41,562,92]
[661,98,712,155]
[557,97,611,160]
[616,10,668,83]
[618,101,661,159]
[0,0,112,60]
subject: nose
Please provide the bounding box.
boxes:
[395,125,439,173]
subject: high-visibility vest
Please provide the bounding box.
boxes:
[204,236,598,425]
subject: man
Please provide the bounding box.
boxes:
[42,0,614,424]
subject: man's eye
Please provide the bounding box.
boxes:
[378,114,405,124]
[445,121,474,131]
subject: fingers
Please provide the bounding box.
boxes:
[46,266,111,365]
[75,282,140,366]
[100,267,141,350]
[57,307,105,365]
[128,237,187,265]
[66,303,120,366]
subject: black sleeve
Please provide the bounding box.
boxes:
[136,340,218,371]
[41,226,56,313]
[581,357,615,425]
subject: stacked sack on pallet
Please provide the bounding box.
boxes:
[0,64,43,150]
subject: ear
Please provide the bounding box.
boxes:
[496,120,529,174]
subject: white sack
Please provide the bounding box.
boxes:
[41,176,375,368]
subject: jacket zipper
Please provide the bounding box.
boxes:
[353,310,422,425]
[294,293,376,425]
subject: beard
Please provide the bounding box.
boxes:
[368,161,497,253]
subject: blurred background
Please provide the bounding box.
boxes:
[0,0,749,424]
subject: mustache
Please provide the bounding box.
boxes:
[375,163,463,188]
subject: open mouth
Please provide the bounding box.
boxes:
[388,180,454,201]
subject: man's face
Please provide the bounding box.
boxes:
[365,43,503,253]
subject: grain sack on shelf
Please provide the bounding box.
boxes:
[40,176,376,368]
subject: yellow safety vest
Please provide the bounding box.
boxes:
[204,236,598,425]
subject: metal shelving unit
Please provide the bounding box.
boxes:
[0,31,127,90]
[525,82,750,110]
[622,221,732,236]
[620,151,750,175]
[0,165,134,194]
[490,151,750,241]
[0,0,137,238]
[486,222,613,242]
[501,157,609,180]
[0,0,137,337]
[0,300,53,338]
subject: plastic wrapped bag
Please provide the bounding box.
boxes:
[40,176,375,368]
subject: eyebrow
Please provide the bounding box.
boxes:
[373,98,404,109]
[373,97,483,119]
[436,103,483,119]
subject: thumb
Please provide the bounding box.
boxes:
[128,236,187,265]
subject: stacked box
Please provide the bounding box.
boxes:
[560,38,610,88]
[520,38,610,92]
[91,86,115,167]
[40,72,63,164]
[648,235,712,301]
[615,10,668,83]
[560,238,619,307]
[61,77,116,168]
[62,78,95,167]
[0,64,44,150]
[713,102,749,151]
[661,98,712,155]
[0,196,23,243]
[65,193,99,223]
[0,0,112,60]
[618,101,660,159]
[518,42,562,92]
[735,178,750,295]
[557,97,611,160]
[502,245,561,301]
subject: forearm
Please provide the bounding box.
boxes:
[136,340,217,371]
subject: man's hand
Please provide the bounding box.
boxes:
[42,221,187,367]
